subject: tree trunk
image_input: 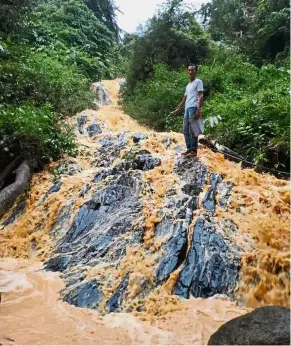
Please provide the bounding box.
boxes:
[0,160,31,217]
[0,156,23,190]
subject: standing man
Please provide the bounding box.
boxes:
[171,64,204,157]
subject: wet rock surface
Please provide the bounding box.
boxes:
[76,115,88,134]
[91,82,111,106]
[132,153,161,171]
[174,216,240,298]
[162,136,171,148]
[1,195,27,226]
[155,196,197,285]
[62,279,104,309]
[107,274,129,312]
[38,180,62,205]
[217,181,233,210]
[55,159,82,177]
[203,173,223,213]
[44,254,71,272]
[132,132,148,143]
[50,202,74,242]
[175,158,208,196]
[208,306,290,345]
[42,129,244,313]
[86,122,102,137]
[55,171,143,263]
[92,133,129,168]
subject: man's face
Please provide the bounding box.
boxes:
[188,66,196,79]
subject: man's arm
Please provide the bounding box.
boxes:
[195,91,204,118]
[171,96,187,115]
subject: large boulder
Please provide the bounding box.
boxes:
[91,82,111,106]
[208,306,290,345]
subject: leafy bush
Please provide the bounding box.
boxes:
[0,104,77,168]
[121,50,290,171]
[0,0,119,173]
[202,63,290,168]
[26,0,115,80]
[120,64,188,130]
[0,51,93,114]
[200,0,290,66]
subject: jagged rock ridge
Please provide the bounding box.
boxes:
[35,111,243,313]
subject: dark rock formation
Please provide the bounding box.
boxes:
[107,274,129,312]
[217,181,233,209]
[76,115,88,134]
[61,268,88,287]
[44,254,71,272]
[132,154,161,171]
[174,216,240,298]
[1,194,27,226]
[203,173,223,213]
[175,157,208,196]
[38,180,62,205]
[86,123,102,137]
[55,159,82,177]
[62,279,103,309]
[50,170,143,275]
[202,174,233,212]
[132,132,148,143]
[91,82,111,106]
[50,202,74,242]
[208,306,290,345]
[155,197,197,285]
[40,129,243,313]
[93,133,129,168]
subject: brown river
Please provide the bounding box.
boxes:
[0,79,289,344]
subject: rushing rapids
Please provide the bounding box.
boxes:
[0,79,289,344]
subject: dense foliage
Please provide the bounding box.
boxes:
[200,0,290,65]
[0,0,119,169]
[124,0,212,91]
[27,0,115,80]
[0,104,76,167]
[120,0,290,173]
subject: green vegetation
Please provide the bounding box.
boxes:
[200,0,290,66]
[0,104,76,167]
[0,0,119,169]
[1,0,289,173]
[120,0,290,173]
[124,0,212,91]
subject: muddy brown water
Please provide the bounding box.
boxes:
[0,79,289,344]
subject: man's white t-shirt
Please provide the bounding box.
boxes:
[184,79,203,109]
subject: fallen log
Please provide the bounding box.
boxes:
[0,160,31,217]
[199,135,244,164]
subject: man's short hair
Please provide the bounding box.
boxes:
[188,64,198,72]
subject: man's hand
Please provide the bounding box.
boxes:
[195,108,201,119]
[170,109,179,116]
